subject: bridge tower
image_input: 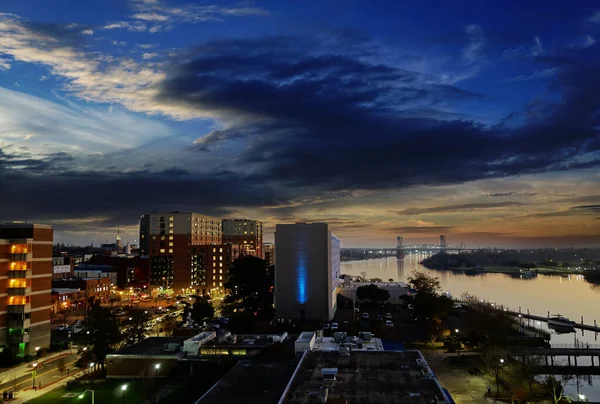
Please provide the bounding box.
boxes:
[396,236,405,259]
[440,235,447,252]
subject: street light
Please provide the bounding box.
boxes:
[579,394,586,401]
[121,384,128,404]
[155,363,161,377]
[78,389,95,404]
[455,329,459,333]
[499,359,504,364]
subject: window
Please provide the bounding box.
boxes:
[219,276,222,280]
[213,262,216,267]
[160,249,165,253]
[169,249,173,253]
[219,263,223,267]
[169,229,173,234]
[169,223,174,228]
[219,282,223,287]
[219,256,223,261]
[219,248,223,253]
[161,236,165,240]
[213,248,216,253]
[169,235,173,240]
[219,269,223,274]
[152,236,156,240]
[169,216,174,221]
[169,242,173,247]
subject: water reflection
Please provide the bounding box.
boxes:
[340,256,600,401]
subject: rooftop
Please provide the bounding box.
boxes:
[110,337,188,356]
[339,281,409,289]
[281,351,447,404]
[313,336,384,352]
[199,361,298,404]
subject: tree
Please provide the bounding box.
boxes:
[108,294,121,307]
[57,357,66,378]
[544,374,576,404]
[481,345,506,395]
[502,363,528,404]
[82,302,122,371]
[408,271,441,295]
[123,309,150,347]
[189,298,215,324]
[224,256,274,319]
[356,284,390,303]
[162,317,177,337]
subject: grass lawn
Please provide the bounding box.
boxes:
[25,380,149,404]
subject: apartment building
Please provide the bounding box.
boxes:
[0,224,53,357]
[141,212,224,293]
[222,219,263,258]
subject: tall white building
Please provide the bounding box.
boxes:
[274,223,340,321]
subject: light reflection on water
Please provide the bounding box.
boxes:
[341,256,600,400]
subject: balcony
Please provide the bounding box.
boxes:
[8,318,30,329]
[8,270,32,279]
[7,303,31,314]
[8,333,30,344]
[8,287,31,296]
[9,253,32,262]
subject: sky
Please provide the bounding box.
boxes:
[0,0,599,248]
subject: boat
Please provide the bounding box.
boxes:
[548,315,576,328]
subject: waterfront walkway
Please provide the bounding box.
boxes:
[421,350,501,404]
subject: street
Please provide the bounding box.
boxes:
[0,353,80,394]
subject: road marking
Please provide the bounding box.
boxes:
[13,359,78,390]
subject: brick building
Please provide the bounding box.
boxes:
[222,219,263,258]
[52,277,111,305]
[141,212,225,293]
[0,223,53,357]
[86,255,150,289]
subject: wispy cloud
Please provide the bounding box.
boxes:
[503,36,545,60]
[463,24,485,64]
[104,0,269,33]
[393,202,526,215]
[504,67,558,82]
[568,35,596,49]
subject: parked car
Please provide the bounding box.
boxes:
[407,304,415,310]
[322,323,331,330]
[362,313,369,319]
[385,320,394,327]
[56,324,69,332]
[331,322,339,331]
[354,307,360,313]
[385,313,393,320]
[376,314,383,321]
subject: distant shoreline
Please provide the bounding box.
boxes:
[422,265,583,276]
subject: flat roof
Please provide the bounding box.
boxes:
[312,336,384,352]
[110,337,188,356]
[281,351,446,404]
[199,361,298,404]
[297,332,315,343]
[204,334,286,348]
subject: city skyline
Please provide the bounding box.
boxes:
[0,0,599,248]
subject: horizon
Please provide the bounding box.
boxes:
[1,0,599,248]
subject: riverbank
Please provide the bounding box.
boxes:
[424,265,584,276]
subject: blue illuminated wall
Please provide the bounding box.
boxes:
[296,232,308,304]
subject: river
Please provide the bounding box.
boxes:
[341,255,600,400]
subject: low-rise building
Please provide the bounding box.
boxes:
[51,277,111,305]
[337,281,409,304]
[280,350,448,404]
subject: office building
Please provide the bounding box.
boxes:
[263,242,274,266]
[138,213,150,256]
[141,212,225,293]
[222,219,263,258]
[274,223,340,322]
[0,223,53,357]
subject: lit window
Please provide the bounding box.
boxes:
[213,262,216,267]
[219,263,223,267]
[219,256,223,261]
[169,229,173,234]
[169,242,173,247]
[169,216,174,221]
[213,276,216,280]
[219,248,223,253]
[219,276,223,280]
[213,248,216,252]
[219,282,223,287]
[169,236,173,240]
[219,269,223,274]
[160,249,165,253]
[169,249,173,253]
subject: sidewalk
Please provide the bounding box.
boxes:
[0,350,73,382]
[422,349,499,404]
[12,371,83,403]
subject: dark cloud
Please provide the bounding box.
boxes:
[156,35,600,196]
[388,226,454,233]
[484,192,538,197]
[521,204,600,218]
[570,204,600,213]
[392,202,526,215]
